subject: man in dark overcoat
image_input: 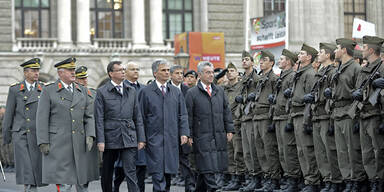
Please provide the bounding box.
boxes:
[138,59,189,192]
[185,61,235,192]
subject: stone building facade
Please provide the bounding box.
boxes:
[0,0,383,105]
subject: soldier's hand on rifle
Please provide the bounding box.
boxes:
[267,124,275,133]
[324,88,332,99]
[283,88,293,98]
[284,123,294,132]
[378,122,384,135]
[303,124,313,135]
[268,94,276,104]
[353,121,360,134]
[352,89,363,101]
[303,93,315,104]
[372,78,384,89]
[39,144,50,155]
[235,95,244,104]
[86,136,94,151]
[247,92,256,101]
[327,124,335,136]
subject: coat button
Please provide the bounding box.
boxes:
[70,108,73,111]
[72,130,75,134]
[26,107,29,110]
[26,118,30,121]
[38,96,40,99]
[27,129,30,132]
[72,120,75,122]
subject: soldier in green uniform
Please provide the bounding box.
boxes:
[250,51,280,191]
[36,58,98,192]
[285,44,320,191]
[331,38,365,191]
[304,43,343,191]
[273,49,301,191]
[236,50,263,192]
[220,63,246,191]
[380,43,384,62]
[2,58,45,191]
[352,36,384,191]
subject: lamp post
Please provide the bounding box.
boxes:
[174,47,190,71]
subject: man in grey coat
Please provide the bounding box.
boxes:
[36,57,98,192]
[95,61,146,192]
[185,61,235,192]
[2,58,45,192]
[139,59,189,192]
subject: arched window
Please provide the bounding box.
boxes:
[264,0,285,16]
[15,0,51,38]
[90,0,124,39]
[162,0,193,40]
[344,0,366,38]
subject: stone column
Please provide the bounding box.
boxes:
[76,0,90,47]
[131,0,147,48]
[57,0,72,48]
[149,0,163,47]
[200,0,208,32]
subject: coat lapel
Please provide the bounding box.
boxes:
[150,81,163,97]
[57,80,73,102]
[25,82,43,105]
[121,84,130,106]
[71,84,82,107]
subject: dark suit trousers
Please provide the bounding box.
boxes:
[179,146,195,191]
[113,165,146,192]
[101,148,138,192]
[152,172,172,192]
[196,173,218,192]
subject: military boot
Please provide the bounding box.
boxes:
[301,184,319,192]
[278,177,299,192]
[328,183,341,192]
[369,181,379,192]
[320,181,331,192]
[254,179,279,192]
[222,175,242,191]
[239,175,261,192]
[342,181,353,192]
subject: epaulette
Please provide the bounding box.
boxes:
[10,82,19,87]
[87,89,93,97]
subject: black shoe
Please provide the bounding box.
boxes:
[277,177,298,192]
[328,183,341,192]
[222,175,243,191]
[144,176,152,184]
[239,176,261,192]
[343,181,353,192]
[301,185,318,192]
[254,179,279,192]
[320,181,331,192]
[176,178,185,186]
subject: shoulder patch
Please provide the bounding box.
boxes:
[87,89,93,97]
[10,82,19,87]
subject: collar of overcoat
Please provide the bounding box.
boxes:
[197,80,218,97]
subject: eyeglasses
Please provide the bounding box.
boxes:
[112,68,125,72]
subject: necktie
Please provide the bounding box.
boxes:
[161,85,166,96]
[206,85,211,97]
[116,85,122,95]
[67,86,73,93]
[131,83,137,90]
[29,85,34,91]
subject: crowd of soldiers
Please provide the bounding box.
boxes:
[1,34,384,192]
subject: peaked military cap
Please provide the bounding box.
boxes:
[362,35,384,46]
[301,43,318,58]
[227,62,237,70]
[319,42,337,53]
[214,68,223,73]
[75,66,88,79]
[260,50,275,61]
[54,57,76,69]
[242,50,252,59]
[353,50,363,59]
[184,70,198,78]
[20,58,41,69]
[282,49,298,63]
[336,38,357,50]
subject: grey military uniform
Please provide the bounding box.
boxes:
[239,69,263,176]
[331,59,365,182]
[290,64,321,185]
[354,58,384,181]
[2,81,44,186]
[224,80,246,176]
[36,80,99,185]
[311,65,342,184]
[252,70,281,179]
[272,68,301,179]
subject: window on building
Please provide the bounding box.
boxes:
[15,0,51,38]
[344,0,366,38]
[163,0,193,40]
[264,0,285,16]
[90,0,123,39]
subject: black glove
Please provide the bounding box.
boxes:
[247,92,256,101]
[268,94,276,104]
[353,122,360,134]
[324,88,332,99]
[235,95,243,104]
[267,124,275,133]
[303,93,315,104]
[215,68,228,80]
[378,123,384,135]
[283,88,293,98]
[372,78,384,89]
[303,124,313,135]
[284,123,294,132]
[352,89,363,101]
[327,125,335,136]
